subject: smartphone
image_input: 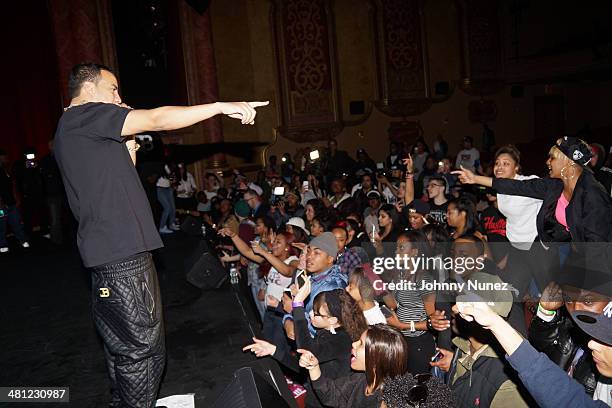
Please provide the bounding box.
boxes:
[302,180,309,192]
[380,305,394,318]
[376,162,384,170]
[273,186,285,196]
[309,150,320,160]
[26,153,36,160]
[431,350,443,362]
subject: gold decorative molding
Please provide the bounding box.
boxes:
[271,0,344,142]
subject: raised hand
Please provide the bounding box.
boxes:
[402,154,414,173]
[250,240,266,255]
[219,101,270,125]
[243,337,277,357]
[218,228,236,238]
[539,281,564,312]
[451,166,476,184]
[429,310,451,331]
[293,276,312,303]
[454,299,501,329]
[297,349,319,370]
[282,292,293,314]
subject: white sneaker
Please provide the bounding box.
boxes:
[159,227,174,234]
[0,247,8,253]
[22,242,30,248]
[169,223,181,231]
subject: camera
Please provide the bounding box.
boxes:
[25,153,37,169]
[135,134,154,152]
[271,186,285,205]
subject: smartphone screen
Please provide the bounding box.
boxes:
[273,186,285,196]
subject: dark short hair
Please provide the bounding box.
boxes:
[68,63,112,99]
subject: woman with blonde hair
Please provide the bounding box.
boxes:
[453,137,612,291]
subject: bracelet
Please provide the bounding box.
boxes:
[537,303,556,316]
[426,317,433,331]
[127,143,140,152]
[292,301,304,308]
[410,321,416,332]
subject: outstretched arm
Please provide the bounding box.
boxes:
[121,101,269,136]
[452,166,493,188]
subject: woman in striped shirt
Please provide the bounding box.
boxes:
[384,230,438,374]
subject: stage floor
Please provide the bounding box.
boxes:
[0,233,257,407]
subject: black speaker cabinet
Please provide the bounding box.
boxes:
[211,358,298,408]
[185,250,227,289]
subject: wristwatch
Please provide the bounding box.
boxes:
[426,317,434,331]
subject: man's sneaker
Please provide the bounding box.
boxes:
[0,247,8,253]
[22,242,30,248]
[169,223,181,231]
[159,226,174,234]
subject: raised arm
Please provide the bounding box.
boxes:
[452,166,493,188]
[121,101,269,136]
[218,228,264,263]
[403,155,415,204]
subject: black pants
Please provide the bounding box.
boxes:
[92,252,166,408]
[405,332,436,375]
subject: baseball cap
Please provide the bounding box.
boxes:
[234,200,251,218]
[409,200,431,215]
[571,302,612,345]
[309,232,338,258]
[555,136,593,167]
[367,190,381,199]
[286,217,309,236]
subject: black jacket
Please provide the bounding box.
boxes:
[492,171,612,243]
[273,307,352,381]
[528,308,598,396]
[312,373,379,408]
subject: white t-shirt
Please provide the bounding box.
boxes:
[497,174,543,250]
[363,301,387,325]
[176,173,197,198]
[265,256,299,300]
[455,148,480,171]
[156,165,172,188]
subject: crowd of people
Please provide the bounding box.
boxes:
[3,126,612,407]
[181,135,611,407]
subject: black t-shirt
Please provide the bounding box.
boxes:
[428,201,448,224]
[54,103,163,267]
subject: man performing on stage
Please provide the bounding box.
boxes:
[54,63,268,407]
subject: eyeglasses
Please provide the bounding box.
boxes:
[405,373,430,407]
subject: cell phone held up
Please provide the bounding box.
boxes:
[380,305,394,319]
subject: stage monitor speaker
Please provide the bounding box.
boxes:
[180,215,203,237]
[349,100,365,115]
[185,246,227,289]
[435,81,450,95]
[511,85,524,98]
[211,359,297,408]
[185,0,211,15]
